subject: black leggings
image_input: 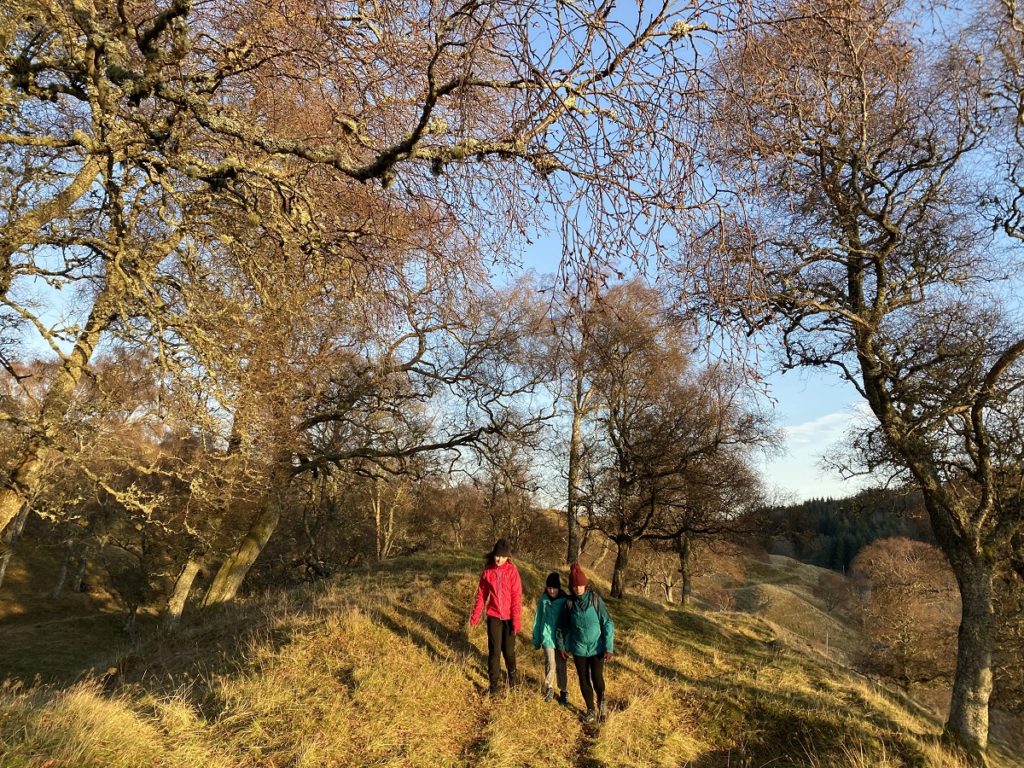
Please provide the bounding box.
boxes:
[486,617,517,691]
[573,654,606,709]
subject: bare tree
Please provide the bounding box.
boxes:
[706,0,1023,759]
[0,0,725,544]
[576,281,771,597]
[852,537,959,689]
[646,451,766,606]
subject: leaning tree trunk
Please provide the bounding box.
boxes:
[50,540,74,599]
[202,500,282,606]
[0,503,30,589]
[163,556,205,628]
[0,275,125,536]
[590,537,611,569]
[676,532,692,607]
[944,556,997,765]
[0,230,179,537]
[610,538,633,598]
[663,579,676,604]
[0,156,102,300]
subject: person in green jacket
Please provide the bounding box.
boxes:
[557,562,615,724]
[532,571,569,704]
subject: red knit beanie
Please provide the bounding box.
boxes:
[569,562,588,589]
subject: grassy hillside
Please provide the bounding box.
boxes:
[1,551,1021,768]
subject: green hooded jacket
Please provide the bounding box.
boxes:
[556,589,615,657]
[532,590,568,649]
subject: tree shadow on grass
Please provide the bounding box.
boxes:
[374,602,555,695]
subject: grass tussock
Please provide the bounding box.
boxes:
[1,550,1021,768]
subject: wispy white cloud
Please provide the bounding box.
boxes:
[761,403,875,502]
[784,411,856,446]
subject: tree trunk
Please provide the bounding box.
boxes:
[125,604,139,641]
[384,490,397,560]
[0,230,179,537]
[51,540,73,599]
[163,556,204,628]
[566,374,587,564]
[0,504,30,590]
[591,537,610,569]
[70,556,87,592]
[664,581,675,604]
[611,538,632,598]
[371,478,400,562]
[371,478,384,561]
[944,556,996,765]
[0,279,122,535]
[677,532,692,608]
[202,501,281,606]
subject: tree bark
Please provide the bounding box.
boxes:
[51,540,74,599]
[371,478,401,562]
[0,504,30,590]
[163,556,204,628]
[590,537,610,569]
[663,581,675,604]
[0,230,179,538]
[202,501,281,606]
[566,372,588,564]
[70,556,87,592]
[677,532,692,607]
[944,556,996,766]
[611,538,633,598]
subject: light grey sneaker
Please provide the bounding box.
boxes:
[544,687,555,702]
[583,708,597,724]
[598,700,608,721]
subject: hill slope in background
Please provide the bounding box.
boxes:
[1,551,1022,768]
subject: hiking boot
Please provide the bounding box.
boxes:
[544,687,555,702]
[583,708,597,724]
[558,690,569,706]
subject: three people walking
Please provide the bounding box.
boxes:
[469,543,615,723]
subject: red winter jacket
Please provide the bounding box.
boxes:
[470,560,523,634]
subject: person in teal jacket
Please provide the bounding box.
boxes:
[557,562,615,724]
[532,572,569,704]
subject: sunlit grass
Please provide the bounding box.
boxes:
[0,550,1020,768]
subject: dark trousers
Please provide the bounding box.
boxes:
[573,654,606,710]
[486,617,517,691]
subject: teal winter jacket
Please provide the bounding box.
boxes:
[556,590,615,657]
[532,591,568,649]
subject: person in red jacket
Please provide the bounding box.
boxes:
[469,538,523,694]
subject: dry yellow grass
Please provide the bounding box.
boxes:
[0,550,1021,768]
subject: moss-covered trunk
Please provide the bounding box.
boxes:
[611,538,633,598]
[202,502,281,606]
[944,555,996,766]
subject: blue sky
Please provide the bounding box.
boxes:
[758,371,872,503]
